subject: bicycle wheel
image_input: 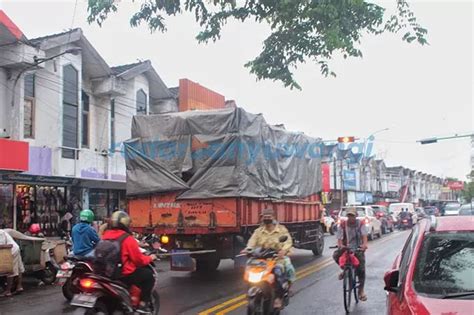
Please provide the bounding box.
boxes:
[343,268,352,314]
[353,270,359,305]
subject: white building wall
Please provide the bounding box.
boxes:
[1,44,149,182]
[109,74,150,181]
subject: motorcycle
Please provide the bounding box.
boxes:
[57,255,94,301]
[70,237,165,315]
[243,236,290,315]
[398,213,413,230]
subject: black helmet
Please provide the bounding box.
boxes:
[111,211,131,230]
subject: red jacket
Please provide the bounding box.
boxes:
[101,229,153,275]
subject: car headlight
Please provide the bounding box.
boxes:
[248,271,265,284]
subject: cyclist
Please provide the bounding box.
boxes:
[333,207,369,301]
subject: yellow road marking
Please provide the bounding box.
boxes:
[296,260,334,280]
[198,258,331,315]
[215,300,248,315]
[199,231,406,314]
[216,260,336,315]
[198,295,246,315]
[295,257,332,276]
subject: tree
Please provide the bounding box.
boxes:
[87,0,428,89]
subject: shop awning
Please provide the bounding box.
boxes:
[0,10,28,45]
[0,173,125,190]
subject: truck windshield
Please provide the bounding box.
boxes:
[413,232,474,298]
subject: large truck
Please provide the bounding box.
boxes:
[126,107,325,271]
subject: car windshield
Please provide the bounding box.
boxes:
[413,232,474,298]
[424,207,436,214]
[459,209,474,216]
[459,204,474,216]
[340,208,366,217]
[371,206,386,213]
[444,203,461,211]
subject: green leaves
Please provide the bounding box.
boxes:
[87,0,429,89]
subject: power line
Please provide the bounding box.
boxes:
[0,52,155,110]
[0,46,175,102]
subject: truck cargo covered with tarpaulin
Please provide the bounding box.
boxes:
[124,107,323,199]
[125,107,327,272]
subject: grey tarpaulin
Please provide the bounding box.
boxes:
[125,107,323,199]
[124,143,190,196]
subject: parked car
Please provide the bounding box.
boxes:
[371,205,394,234]
[458,203,474,216]
[423,206,440,217]
[389,203,418,224]
[443,202,462,216]
[384,216,474,315]
[338,206,382,240]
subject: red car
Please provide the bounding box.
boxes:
[384,216,474,315]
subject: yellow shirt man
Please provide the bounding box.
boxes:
[247,223,293,253]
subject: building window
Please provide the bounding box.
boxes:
[62,65,79,159]
[110,99,115,153]
[136,89,147,115]
[24,73,35,138]
[81,91,90,147]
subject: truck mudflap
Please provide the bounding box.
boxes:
[163,249,218,272]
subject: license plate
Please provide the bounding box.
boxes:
[71,294,97,308]
[56,278,67,285]
[57,270,72,278]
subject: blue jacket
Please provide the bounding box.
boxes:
[72,222,100,256]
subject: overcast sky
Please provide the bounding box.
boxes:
[1,0,472,179]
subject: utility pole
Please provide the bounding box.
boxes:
[340,158,344,209]
[418,133,474,144]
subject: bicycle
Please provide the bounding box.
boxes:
[330,245,362,314]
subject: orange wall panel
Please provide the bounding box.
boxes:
[178,78,225,112]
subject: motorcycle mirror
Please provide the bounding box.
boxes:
[279,235,288,243]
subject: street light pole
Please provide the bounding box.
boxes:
[418,133,474,144]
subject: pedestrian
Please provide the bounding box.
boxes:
[0,229,25,297]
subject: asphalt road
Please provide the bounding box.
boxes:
[0,230,409,315]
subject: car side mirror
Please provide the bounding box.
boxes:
[384,269,400,293]
[279,235,288,243]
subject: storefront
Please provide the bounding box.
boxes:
[0,138,29,229]
[0,174,126,236]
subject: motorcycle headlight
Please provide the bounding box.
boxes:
[248,271,265,284]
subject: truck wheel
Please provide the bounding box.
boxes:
[312,225,324,256]
[196,258,221,273]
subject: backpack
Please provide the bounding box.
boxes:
[94,233,129,279]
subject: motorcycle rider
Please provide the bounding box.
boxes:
[101,211,158,313]
[244,208,295,309]
[71,209,100,257]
